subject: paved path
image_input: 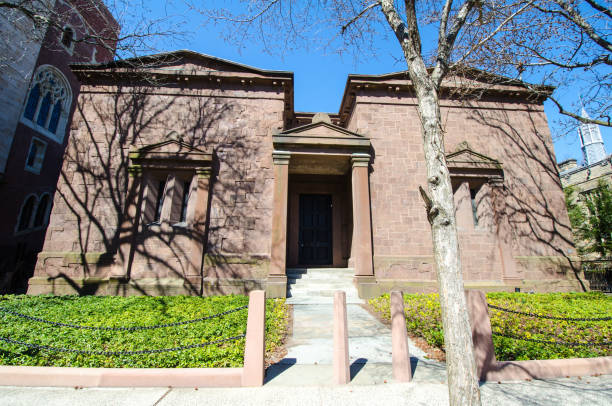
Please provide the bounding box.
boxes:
[1,374,610,405]
[282,267,429,381]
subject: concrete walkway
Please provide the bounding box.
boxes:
[281,267,430,385]
[1,374,610,405]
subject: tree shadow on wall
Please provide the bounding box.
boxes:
[40,72,274,296]
[463,99,586,291]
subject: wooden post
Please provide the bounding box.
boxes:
[242,290,266,387]
[333,290,350,384]
[391,291,412,382]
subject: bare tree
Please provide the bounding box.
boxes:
[185,0,608,403]
[187,1,493,403]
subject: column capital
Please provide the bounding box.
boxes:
[196,167,213,178]
[127,165,142,177]
[351,153,370,168]
[273,150,291,165]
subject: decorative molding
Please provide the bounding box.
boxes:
[351,153,370,167]
[272,150,291,165]
[196,167,213,178]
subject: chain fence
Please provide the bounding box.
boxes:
[0,305,248,331]
[487,302,611,349]
[0,334,246,356]
[0,304,249,356]
[490,332,611,347]
[487,304,611,322]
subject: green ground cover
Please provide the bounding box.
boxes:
[369,292,611,361]
[0,294,288,368]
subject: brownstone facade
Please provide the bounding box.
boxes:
[28,51,584,297]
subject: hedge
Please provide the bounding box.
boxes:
[368,292,611,361]
[0,294,288,368]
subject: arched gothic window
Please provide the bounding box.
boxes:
[21,66,72,143]
[17,195,37,232]
[34,194,51,227]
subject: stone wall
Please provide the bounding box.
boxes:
[29,80,285,295]
[347,91,582,292]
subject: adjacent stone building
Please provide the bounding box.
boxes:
[0,0,118,292]
[28,51,584,297]
[558,108,611,193]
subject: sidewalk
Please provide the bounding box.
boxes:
[0,371,610,406]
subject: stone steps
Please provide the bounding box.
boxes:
[285,268,363,305]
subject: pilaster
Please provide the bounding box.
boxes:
[350,153,374,282]
[268,151,290,297]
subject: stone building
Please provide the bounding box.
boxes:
[558,158,612,193]
[28,50,584,297]
[0,0,118,292]
[558,108,611,194]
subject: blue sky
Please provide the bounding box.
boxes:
[129,1,609,165]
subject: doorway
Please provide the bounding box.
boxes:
[298,194,333,265]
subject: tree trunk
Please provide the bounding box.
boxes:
[413,80,482,406]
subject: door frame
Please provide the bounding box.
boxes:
[287,175,351,268]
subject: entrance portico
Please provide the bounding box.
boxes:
[266,115,375,298]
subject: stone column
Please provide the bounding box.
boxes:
[188,168,212,279]
[488,182,520,284]
[114,165,143,278]
[454,181,473,230]
[160,174,177,232]
[351,153,376,297]
[267,151,290,298]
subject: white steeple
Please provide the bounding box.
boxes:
[578,104,606,165]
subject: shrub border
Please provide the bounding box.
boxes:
[466,290,612,381]
[0,291,266,388]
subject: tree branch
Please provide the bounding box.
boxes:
[206,0,280,23]
[453,0,536,67]
[552,0,612,53]
[380,0,417,60]
[583,0,612,20]
[432,0,477,85]
[341,1,381,34]
[545,93,612,127]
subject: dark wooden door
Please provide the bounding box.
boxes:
[298,194,333,265]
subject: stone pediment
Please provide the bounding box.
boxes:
[446,148,502,170]
[274,121,370,151]
[446,145,503,182]
[129,139,212,170]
